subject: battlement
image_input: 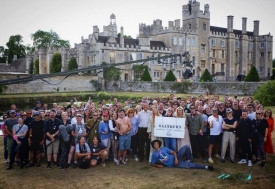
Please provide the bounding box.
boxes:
[182,0,210,20]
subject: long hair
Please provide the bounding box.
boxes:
[264,109,273,119]
[175,106,186,118]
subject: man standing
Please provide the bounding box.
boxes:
[150,140,214,170]
[86,111,100,144]
[4,110,18,164]
[23,110,34,163]
[72,114,87,145]
[158,102,166,116]
[208,108,223,164]
[26,111,45,167]
[137,101,152,162]
[33,101,42,111]
[236,110,254,167]
[186,105,205,163]
[44,109,62,168]
[116,109,132,165]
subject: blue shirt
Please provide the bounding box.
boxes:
[130,117,139,136]
[98,121,111,140]
[151,147,174,168]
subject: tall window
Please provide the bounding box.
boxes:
[236,41,240,48]
[222,50,225,59]
[151,54,154,64]
[201,44,206,54]
[268,52,271,60]
[203,23,206,31]
[192,56,195,66]
[249,42,253,50]
[260,52,264,57]
[179,37,183,46]
[261,42,265,48]
[192,38,196,47]
[211,39,216,46]
[138,53,142,60]
[212,50,216,58]
[189,24,191,29]
[220,40,225,47]
[187,38,190,47]
[173,37,177,45]
[221,63,225,72]
[235,51,238,60]
[201,60,206,68]
[110,51,115,63]
[130,53,136,61]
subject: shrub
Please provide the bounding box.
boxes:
[244,66,260,82]
[270,68,275,80]
[140,68,152,81]
[254,80,275,106]
[34,59,39,74]
[200,69,213,82]
[50,52,62,73]
[68,57,78,70]
[164,70,177,81]
[97,91,111,100]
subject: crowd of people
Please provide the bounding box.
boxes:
[1,93,274,171]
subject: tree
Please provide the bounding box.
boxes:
[34,59,39,74]
[133,65,148,81]
[140,67,152,81]
[254,80,275,106]
[6,35,26,63]
[117,33,132,39]
[273,59,275,68]
[50,53,62,73]
[200,69,213,82]
[0,46,8,63]
[31,30,70,49]
[164,70,177,81]
[102,62,121,81]
[244,66,260,82]
[29,61,34,74]
[271,68,275,80]
[68,57,78,70]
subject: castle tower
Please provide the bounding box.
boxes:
[182,1,211,73]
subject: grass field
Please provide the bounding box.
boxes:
[0,92,274,188]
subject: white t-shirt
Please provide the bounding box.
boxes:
[208,115,223,135]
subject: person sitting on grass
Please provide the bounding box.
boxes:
[89,136,109,167]
[73,136,91,169]
[150,139,214,170]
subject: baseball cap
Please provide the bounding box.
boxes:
[226,108,233,113]
[36,101,41,104]
[10,110,16,114]
[34,111,40,116]
[76,114,83,118]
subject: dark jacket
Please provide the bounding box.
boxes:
[236,118,254,139]
[186,113,204,135]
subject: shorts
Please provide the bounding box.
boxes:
[119,133,131,151]
[30,140,43,151]
[8,137,13,154]
[210,135,221,145]
[46,139,60,154]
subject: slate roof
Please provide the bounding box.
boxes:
[210,26,254,36]
[97,36,166,48]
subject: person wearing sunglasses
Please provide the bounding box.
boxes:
[86,111,100,144]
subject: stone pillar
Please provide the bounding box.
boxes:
[38,49,47,74]
[47,47,54,74]
[120,27,124,47]
[61,48,68,72]
[78,44,86,69]
[242,17,247,34]
[25,54,33,74]
[227,16,234,33]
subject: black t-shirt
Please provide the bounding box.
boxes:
[218,109,226,119]
[232,108,242,121]
[90,143,107,158]
[44,118,62,140]
[30,120,44,141]
[224,117,237,132]
[254,119,268,138]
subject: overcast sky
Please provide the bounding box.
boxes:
[0,0,274,56]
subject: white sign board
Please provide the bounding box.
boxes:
[154,117,185,138]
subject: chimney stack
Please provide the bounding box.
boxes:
[242,17,247,34]
[227,15,234,33]
[120,26,124,47]
[253,20,260,36]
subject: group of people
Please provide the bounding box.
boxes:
[1,93,274,171]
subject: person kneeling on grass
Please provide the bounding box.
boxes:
[73,136,91,169]
[150,139,214,170]
[89,136,109,167]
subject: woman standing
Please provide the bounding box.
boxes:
[163,108,177,151]
[176,107,192,151]
[98,113,111,150]
[127,108,139,161]
[109,112,119,163]
[264,109,274,156]
[147,105,163,163]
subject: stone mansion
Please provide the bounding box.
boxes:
[26,0,273,81]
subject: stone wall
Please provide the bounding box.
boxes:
[2,75,97,94]
[106,81,264,96]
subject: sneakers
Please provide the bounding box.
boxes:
[230,159,235,164]
[207,166,214,170]
[65,164,70,169]
[114,158,118,163]
[25,163,34,168]
[238,159,247,164]
[47,164,51,169]
[122,161,127,165]
[215,154,221,159]
[101,162,106,166]
[261,162,266,167]
[134,157,139,162]
[208,158,214,164]
[247,160,252,167]
[115,162,120,166]
[54,162,59,168]
[4,159,8,163]
[73,163,77,169]
[36,162,41,167]
[221,158,225,163]
[59,165,64,170]
[6,165,13,170]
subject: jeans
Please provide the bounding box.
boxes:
[176,145,205,169]
[164,138,176,151]
[4,137,8,160]
[131,134,138,156]
[9,138,27,166]
[255,135,265,161]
